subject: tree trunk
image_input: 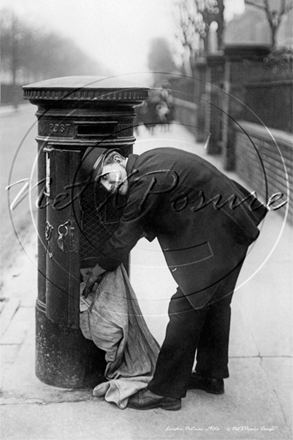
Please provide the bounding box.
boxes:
[11,19,18,109]
[271,26,277,48]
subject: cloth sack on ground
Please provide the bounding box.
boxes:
[79,264,160,409]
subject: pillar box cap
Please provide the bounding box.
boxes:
[23,75,149,104]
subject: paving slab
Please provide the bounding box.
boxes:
[0,359,291,440]
[0,299,20,337]
[1,307,34,345]
[260,357,293,429]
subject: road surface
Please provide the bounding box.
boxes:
[0,104,38,287]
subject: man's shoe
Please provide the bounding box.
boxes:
[188,372,224,395]
[128,388,181,411]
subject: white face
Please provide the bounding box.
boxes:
[99,163,129,195]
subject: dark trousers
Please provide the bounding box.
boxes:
[148,264,243,398]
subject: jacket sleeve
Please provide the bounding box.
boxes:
[95,176,159,270]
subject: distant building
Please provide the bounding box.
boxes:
[225,4,293,48]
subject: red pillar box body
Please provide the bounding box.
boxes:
[23,76,148,388]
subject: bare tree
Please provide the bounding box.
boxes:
[198,0,225,52]
[173,0,225,73]
[244,0,293,47]
[0,9,26,107]
[148,37,176,74]
[174,0,203,73]
[0,7,110,90]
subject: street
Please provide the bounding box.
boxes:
[0,104,38,287]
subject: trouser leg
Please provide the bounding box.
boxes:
[195,294,232,378]
[195,262,244,379]
[148,261,245,397]
[148,288,207,398]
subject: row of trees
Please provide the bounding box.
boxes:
[147,1,225,79]
[245,0,293,48]
[174,0,224,73]
[176,0,293,73]
[0,8,109,87]
[147,0,293,78]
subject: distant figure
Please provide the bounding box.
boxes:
[156,100,169,131]
[145,90,160,135]
[134,102,148,135]
[158,82,175,131]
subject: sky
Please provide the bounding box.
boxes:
[0,0,245,81]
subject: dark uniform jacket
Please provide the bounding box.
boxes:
[95,148,267,308]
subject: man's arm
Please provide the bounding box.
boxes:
[85,173,161,294]
[94,175,160,269]
[84,196,150,296]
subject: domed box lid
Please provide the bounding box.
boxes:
[23,76,149,104]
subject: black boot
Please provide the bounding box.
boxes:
[188,372,224,394]
[128,388,181,411]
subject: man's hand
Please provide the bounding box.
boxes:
[83,273,99,297]
[83,264,106,297]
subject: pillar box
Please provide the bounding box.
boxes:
[23,76,148,388]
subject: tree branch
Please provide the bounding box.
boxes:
[284,0,293,14]
[263,0,272,24]
[279,0,286,16]
[244,0,266,11]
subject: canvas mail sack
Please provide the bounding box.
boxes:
[80,265,160,409]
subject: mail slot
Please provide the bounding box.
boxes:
[75,121,117,137]
[23,76,148,388]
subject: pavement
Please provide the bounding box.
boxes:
[0,121,292,440]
